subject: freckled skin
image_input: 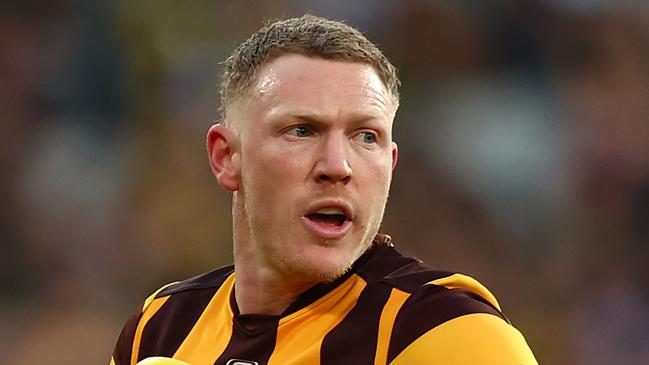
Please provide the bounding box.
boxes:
[208,54,398,314]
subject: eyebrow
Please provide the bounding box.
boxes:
[277,110,387,127]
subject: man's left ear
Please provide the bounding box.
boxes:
[391,141,399,171]
[206,124,241,192]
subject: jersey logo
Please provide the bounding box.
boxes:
[226,360,258,365]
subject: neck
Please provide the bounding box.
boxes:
[233,260,314,315]
[231,194,317,315]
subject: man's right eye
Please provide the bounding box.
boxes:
[286,126,313,138]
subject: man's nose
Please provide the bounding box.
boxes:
[313,134,352,184]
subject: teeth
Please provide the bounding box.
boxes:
[316,207,344,215]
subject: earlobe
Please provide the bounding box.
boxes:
[391,141,399,171]
[207,124,240,191]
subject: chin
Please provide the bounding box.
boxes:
[295,243,366,283]
[294,268,344,284]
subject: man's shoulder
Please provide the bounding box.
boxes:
[382,262,538,364]
[360,239,500,309]
[358,236,447,288]
[149,265,235,302]
[362,240,537,363]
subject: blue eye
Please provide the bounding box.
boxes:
[287,126,313,138]
[359,132,377,144]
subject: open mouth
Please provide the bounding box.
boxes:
[306,212,348,226]
[302,205,353,239]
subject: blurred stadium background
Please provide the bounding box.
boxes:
[1,1,648,363]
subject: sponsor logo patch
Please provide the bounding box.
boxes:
[226,359,258,365]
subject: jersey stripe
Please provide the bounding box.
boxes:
[112,240,535,365]
[172,274,236,364]
[267,274,367,365]
[387,286,506,363]
[111,310,142,365]
[132,296,171,364]
[374,288,410,365]
[137,286,219,360]
[319,282,392,364]
[388,313,538,364]
[427,273,501,311]
[213,314,279,365]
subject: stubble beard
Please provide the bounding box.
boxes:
[252,211,384,286]
[240,171,391,286]
[243,197,381,285]
[279,234,374,284]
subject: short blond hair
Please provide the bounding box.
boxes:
[219,15,400,121]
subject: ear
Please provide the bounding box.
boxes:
[207,124,240,191]
[391,141,399,171]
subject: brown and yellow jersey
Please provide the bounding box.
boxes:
[111,235,537,365]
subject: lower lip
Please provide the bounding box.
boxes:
[302,216,352,239]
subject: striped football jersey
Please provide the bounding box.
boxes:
[111,234,537,365]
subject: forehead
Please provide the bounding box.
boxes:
[248,54,394,119]
[256,54,384,91]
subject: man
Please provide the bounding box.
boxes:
[111,15,538,365]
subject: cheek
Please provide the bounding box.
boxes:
[358,152,393,186]
[359,157,394,209]
[241,145,305,207]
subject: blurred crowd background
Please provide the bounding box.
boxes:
[2,1,648,363]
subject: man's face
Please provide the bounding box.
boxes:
[231,54,397,283]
